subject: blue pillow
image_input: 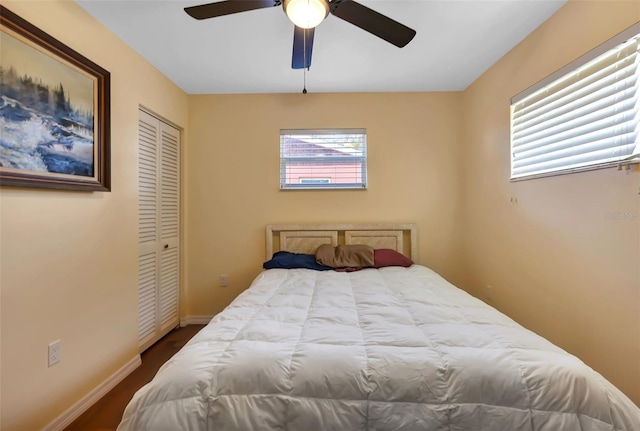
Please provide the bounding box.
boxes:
[263,251,332,271]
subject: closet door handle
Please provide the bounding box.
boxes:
[164,244,169,249]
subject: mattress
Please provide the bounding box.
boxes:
[117,265,640,430]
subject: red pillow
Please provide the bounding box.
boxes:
[373,249,413,268]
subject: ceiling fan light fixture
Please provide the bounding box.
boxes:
[284,0,329,29]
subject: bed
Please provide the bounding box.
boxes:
[118,223,640,431]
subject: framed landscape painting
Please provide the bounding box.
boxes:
[0,6,110,191]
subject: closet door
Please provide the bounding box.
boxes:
[138,109,180,352]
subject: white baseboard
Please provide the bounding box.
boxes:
[42,355,142,431]
[180,315,213,326]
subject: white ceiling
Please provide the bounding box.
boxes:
[76,0,566,94]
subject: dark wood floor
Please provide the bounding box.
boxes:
[64,325,205,431]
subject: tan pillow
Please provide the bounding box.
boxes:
[315,244,375,268]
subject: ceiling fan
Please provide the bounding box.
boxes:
[184,0,416,69]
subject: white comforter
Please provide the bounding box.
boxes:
[118,266,640,430]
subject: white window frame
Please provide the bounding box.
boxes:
[510,22,640,181]
[280,129,367,190]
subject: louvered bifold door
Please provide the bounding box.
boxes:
[158,121,180,334]
[138,111,160,351]
[137,110,180,352]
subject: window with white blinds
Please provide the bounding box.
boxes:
[510,22,640,180]
[280,129,367,190]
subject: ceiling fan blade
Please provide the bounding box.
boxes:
[330,0,416,48]
[184,0,280,20]
[292,26,315,69]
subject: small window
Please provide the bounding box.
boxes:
[510,23,640,181]
[280,129,367,190]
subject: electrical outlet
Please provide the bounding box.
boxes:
[486,285,493,301]
[219,274,228,287]
[48,340,61,367]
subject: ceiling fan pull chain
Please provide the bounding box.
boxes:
[303,28,308,94]
[303,69,307,94]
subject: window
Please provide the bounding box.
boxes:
[280,129,367,190]
[510,23,640,181]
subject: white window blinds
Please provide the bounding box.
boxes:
[510,23,640,180]
[280,129,367,190]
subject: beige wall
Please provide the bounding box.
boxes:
[0,1,188,430]
[461,0,640,405]
[185,93,464,317]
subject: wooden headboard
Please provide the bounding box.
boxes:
[266,223,418,261]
